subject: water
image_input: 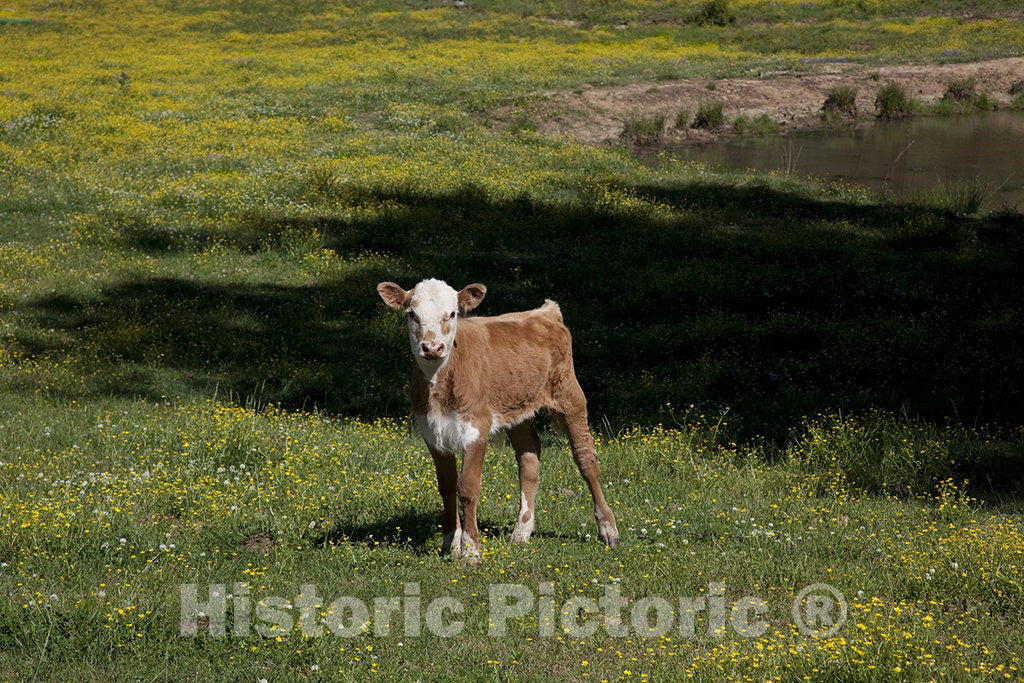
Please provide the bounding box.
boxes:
[639,111,1024,211]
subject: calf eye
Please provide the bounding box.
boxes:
[448,312,457,320]
[406,310,418,322]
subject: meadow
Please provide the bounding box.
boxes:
[2,0,1024,680]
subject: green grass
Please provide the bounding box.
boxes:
[692,101,725,129]
[875,82,917,120]
[620,114,666,144]
[908,178,995,216]
[933,78,997,114]
[692,0,736,27]
[822,86,859,119]
[2,0,1024,680]
[943,78,978,103]
[732,113,782,136]
[2,394,1023,680]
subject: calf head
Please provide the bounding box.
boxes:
[377,278,486,371]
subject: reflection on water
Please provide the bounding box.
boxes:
[639,111,1024,211]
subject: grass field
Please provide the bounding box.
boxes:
[2,0,1024,680]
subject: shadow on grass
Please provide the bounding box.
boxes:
[312,507,560,554]
[10,181,1024,450]
[315,508,440,554]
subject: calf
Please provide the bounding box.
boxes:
[377,278,620,564]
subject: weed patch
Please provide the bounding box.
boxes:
[692,101,725,129]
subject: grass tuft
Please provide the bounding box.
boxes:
[692,0,736,26]
[874,82,915,120]
[733,113,781,136]
[821,86,858,118]
[620,113,666,144]
[692,101,725,129]
[943,77,977,103]
[909,177,993,216]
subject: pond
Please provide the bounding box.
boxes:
[637,111,1024,212]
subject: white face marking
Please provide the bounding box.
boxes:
[406,278,459,379]
[415,412,481,455]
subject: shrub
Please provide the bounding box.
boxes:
[692,0,736,26]
[874,82,914,120]
[674,110,691,129]
[821,86,858,117]
[943,78,976,103]
[692,101,725,129]
[1009,79,1024,96]
[620,114,665,144]
[1011,93,1024,110]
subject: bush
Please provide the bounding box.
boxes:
[943,78,976,103]
[692,101,725,129]
[674,110,691,129]
[874,82,914,120]
[620,114,666,144]
[1011,93,1024,110]
[1009,79,1024,96]
[692,0,736,26]
[821,86,858,117]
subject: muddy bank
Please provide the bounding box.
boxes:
[502,58,1024,145]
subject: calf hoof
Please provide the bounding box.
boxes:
[510,517,534,545]
[460,535,482,565]
[509,529,531,545]
[598,522,620,548]
[442,529,462,558]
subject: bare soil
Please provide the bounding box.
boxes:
[501,58,1024,145]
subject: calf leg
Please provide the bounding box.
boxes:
[430,449,461,557]
[554,380,620,547]
[507,421,541,545]
[457,435,488,565]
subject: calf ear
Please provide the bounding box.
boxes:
[458,283,487,312]
[377,282,410,309]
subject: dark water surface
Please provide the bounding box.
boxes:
[638,111,1024,211]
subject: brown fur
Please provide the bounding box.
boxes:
[410,301,571,426]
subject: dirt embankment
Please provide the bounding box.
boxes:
[504,58,1024,145]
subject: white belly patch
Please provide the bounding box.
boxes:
[415,412,481,454]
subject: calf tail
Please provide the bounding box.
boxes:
[541,299,563,322]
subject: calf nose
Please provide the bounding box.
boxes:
[420,341,445,358]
